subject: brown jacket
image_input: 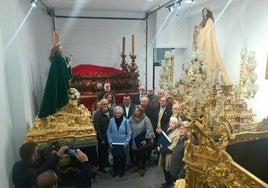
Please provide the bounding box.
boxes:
[158,127,180,171]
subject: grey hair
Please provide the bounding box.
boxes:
[169,116,179,125]
[113,105,124,114]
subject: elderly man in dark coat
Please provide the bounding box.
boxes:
[93,98,113,172]
[169,121,190,184]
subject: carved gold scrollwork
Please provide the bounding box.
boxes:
[25,100,96,145]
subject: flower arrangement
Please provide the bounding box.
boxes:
[68,88,80,101]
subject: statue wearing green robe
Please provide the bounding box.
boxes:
[38,50,72,118]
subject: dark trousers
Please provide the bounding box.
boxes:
[129,147,135,164]
[163,167,173,186]
[113,155,126,175]
[134,149,146,170]
[162,151,172,186]
[98,141,109,169]
[146,145,153,160]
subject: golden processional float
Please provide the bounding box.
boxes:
[25,31,97,150]
[25,88,97,150]
[159,49,268,188]
[24,35,140,155]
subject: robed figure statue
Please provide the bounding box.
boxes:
[38,42,72,118]
[193,7,231,86]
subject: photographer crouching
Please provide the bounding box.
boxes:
[12,141,91,188]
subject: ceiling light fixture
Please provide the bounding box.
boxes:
[178,2,182,9]
[185,0,195,3]
[168,6,175,12]
[31,0,38,7]
[166,0,187,12]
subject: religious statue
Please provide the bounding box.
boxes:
[193,7,231,86]
[38,42,72,118]
[26,42,96,150]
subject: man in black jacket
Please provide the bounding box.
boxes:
[93,98,113,172]
[155,96,172,133]
[120,93,135,119]
[12,142,68,188]
[132,85,146,105]
[35,149,91,188]
[169,121,190,185]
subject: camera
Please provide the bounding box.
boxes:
[67,148,77,156]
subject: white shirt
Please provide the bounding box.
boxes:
[125,106,130,117]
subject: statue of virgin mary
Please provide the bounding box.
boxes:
[193,7,231,86]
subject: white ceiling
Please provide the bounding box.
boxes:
[41,0,213,15]
[41,0,168,13]
[39,0,242,19]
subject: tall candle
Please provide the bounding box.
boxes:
[53,31,59,45]
[132,34,135,55]
[122,37,125,53]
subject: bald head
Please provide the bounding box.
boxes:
[147,87,154,95]
[138,85,146,94]
[140,96,149,108]
[100,98,109,110]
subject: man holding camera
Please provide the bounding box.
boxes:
[12,142,68,188]
[12,142,91,188]
[35,148,91,188]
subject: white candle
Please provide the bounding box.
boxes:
[132,34,135,54]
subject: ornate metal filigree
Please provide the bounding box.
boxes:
[25,100,96,146]
[163,49,268,188]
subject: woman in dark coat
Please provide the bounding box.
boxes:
[129,105,155,177]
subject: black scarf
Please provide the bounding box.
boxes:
[115,116,123,130]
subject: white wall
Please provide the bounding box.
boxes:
[156,8,188,48]
[194,0,268,121]
[151,0,268,121]
[1,0,268,187]
[0,27,13,188]
[147,11,158,88]
[55,17,147,86]
[0,0,53,186]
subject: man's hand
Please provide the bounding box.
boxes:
[141,140,147,146]
[75,149,88,163]
[156,128,162,134]
[56,146,69,157]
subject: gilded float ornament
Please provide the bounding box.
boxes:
[159,49,268,188]
[25,90,96,147]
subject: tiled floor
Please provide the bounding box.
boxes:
[92,163,164,188]
[59,154,164,188]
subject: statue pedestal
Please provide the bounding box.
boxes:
[25,100,97,148]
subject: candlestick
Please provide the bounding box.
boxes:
[132,34,135,55]
[122,37,125,54]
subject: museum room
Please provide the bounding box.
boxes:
[1,0,268,187]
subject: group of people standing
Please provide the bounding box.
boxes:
[92,6,229,186]
[11,6,231,187]
[93,84,191,188]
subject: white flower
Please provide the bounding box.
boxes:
[68,88,80,100]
